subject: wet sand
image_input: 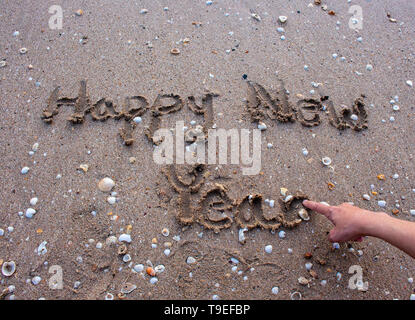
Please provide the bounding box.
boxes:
[0,0,414,300]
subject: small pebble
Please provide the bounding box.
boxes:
[271,287,279,295]
[265,245,273,254]
[278,231,286,239]
[25,208,36,218]
[366,64,373,71]
[134,264,144,272]
[187,256,196,264]
[378,200,386,208]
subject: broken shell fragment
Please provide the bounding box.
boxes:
[121,282,137,294]
[278,16,287,23]
[290,291,302,300]
[251,13,261,21]
[146,267,156,277]
[298,208,310,221]
[117,244,128,255]
[98,177,115,192]
[161,228,170,237]
[2,261,16,277]
[0,60,6,68]
[170,48,180,55]
[19,47,27,54]
[298,276,309,285]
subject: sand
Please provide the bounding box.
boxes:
[0,0,414,300]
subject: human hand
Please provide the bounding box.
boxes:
[303,200,380,243]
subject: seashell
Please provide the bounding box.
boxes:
[19,47,27,54]
[290,291,302,300]
[238,228,248,244]
[278,16,287,23]
[265,245,272,254]
[98,177,115,192]
[164,249,171,256]
[278,230,286,239]
[406,80,413,87]
[150,277,158,284]
[106,235,117,245]
[155,265,165,273]
[0,60,6,68]
[284,194,293,203]
[122,254,131,263]
[140,8,148,14]
[21,167,29,174]
[322,157,332,166]
[257,122,267,130]
[161,228,170,237]
[105,293,114,300]
[271,287,279,295]
[25,208,36,218]
[79,164,89,173]
[170,48,180,55]
[298,276,309,285]
[118,234,131,243]
[251,13,261,21]
[280,187,288,196]
[2,261,16,277]
[298,208,310,221]
[32,276,42,285]
[121,282,137,294]
[146,267,156,277]
[186,256,196,264]
[117,244,128,255]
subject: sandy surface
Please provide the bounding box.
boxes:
[0,0,414,300]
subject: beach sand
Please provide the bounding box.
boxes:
[0,0,414,300]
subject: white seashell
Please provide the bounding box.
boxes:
[140,8,148,14]
[257,122,267,130]
[19,47,27,54]
[150,277,158,284]
[271,287,279,295]
[278,16,287,23]
[105,293,114,300]
[2,261,16,277]
[98,177,115,192]
[155,265,165,273]
[322,157,332,166]
[238,228,248,244]
[332,242,340,249]
[251,13,261,21]
[107,196,116,205]
[32,276,42,285]
[30,197,38,206]
[212,294,220,300]
[25,208,36,218]
[278,230,286,239]
[106,236,117,245]
[118,234,132,243]
[406,80,413,87]
[410,210,415,217]
[0,229,4,236]
[350,114,358,121]
[290,291,302,300]
[37,241,48,255]
[186,256,196,264]
[0,60,6,68]
[362,194,370,201]
[298,277,309,285]
[280,188,288,196]
[123,254,131,263]
[305,262,313,270]
[284,195,293,203]
[164,249,171,256]
[133,116,142,124]
[298,208,310,221]
[21,167,30,174]
[265,245,273,254]
[410,294,415,300]
[366,64,373,71]
[302,148,309,156]
[121,282,137,294]
[378,200,386,208]
[161,228,170,237]
[277,27,285,33]
[133,264,144,272]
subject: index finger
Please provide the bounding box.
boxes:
[303,200,333,220]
